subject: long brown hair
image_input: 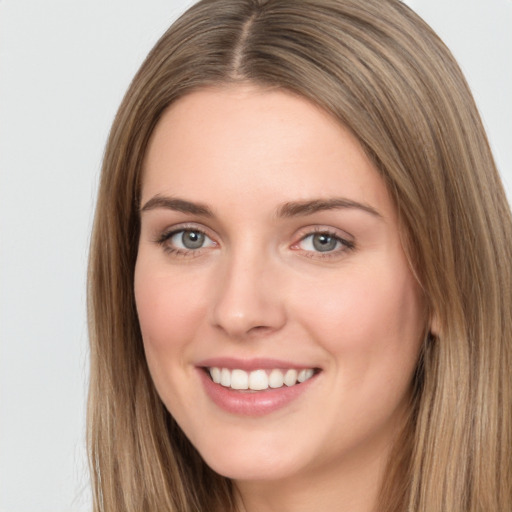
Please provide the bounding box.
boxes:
[88,0,512,510]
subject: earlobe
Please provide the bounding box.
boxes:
[429,310,441,338]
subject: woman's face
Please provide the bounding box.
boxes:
[135,85,426,484]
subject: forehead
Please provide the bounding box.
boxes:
[141,85,394,221]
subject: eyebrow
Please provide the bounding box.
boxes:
[140,196,213,216]
[277,198,382,218]
[140,195,381,219]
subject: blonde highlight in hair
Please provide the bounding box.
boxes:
[88,0,512,510]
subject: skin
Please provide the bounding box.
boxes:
[135,85,426,512]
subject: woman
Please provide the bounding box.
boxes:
[87,0,512,510]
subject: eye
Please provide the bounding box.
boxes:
[157,228,217,255]
[170,229,214,250]
[295,230,354,255]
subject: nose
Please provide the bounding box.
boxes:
[210,248,287,339]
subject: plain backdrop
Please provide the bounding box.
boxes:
[0,1,510,510]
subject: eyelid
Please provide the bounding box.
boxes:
[291,225,355,256]
[153,221,216,240]
[292,225,354,242]
[153,223,219,255]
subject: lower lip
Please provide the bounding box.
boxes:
[198,369,318,416]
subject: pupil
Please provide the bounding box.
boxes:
[313,233,337,252]
[182,231,204,249]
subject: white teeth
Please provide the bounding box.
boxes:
[210,367,221,384]
[284,369,298,387]
[231,369,249,390]
[298,368,314,383]
[208,367,315,390]
[249,370,268,390]
[269,368,285,388]
[220,368,231,387]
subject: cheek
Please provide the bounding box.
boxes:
[289,266,425,439]
[291,265,425,362]
[133,259,212,414]
[134,262,207,353]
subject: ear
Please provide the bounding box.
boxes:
[429,310,440,338]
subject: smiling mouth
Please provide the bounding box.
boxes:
[205,367,320,391]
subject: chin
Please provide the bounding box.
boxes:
[193,431,305,482]
[205,454,297,482]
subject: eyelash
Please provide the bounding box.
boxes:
[292,227,355,259]
[154,225,216,258]
[154,226,355,259]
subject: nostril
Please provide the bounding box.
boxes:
[250,325,270,332]
[246,325,278,337]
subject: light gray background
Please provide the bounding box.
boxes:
[0,1,510,511]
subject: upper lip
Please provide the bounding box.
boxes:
[196,357,320,372]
